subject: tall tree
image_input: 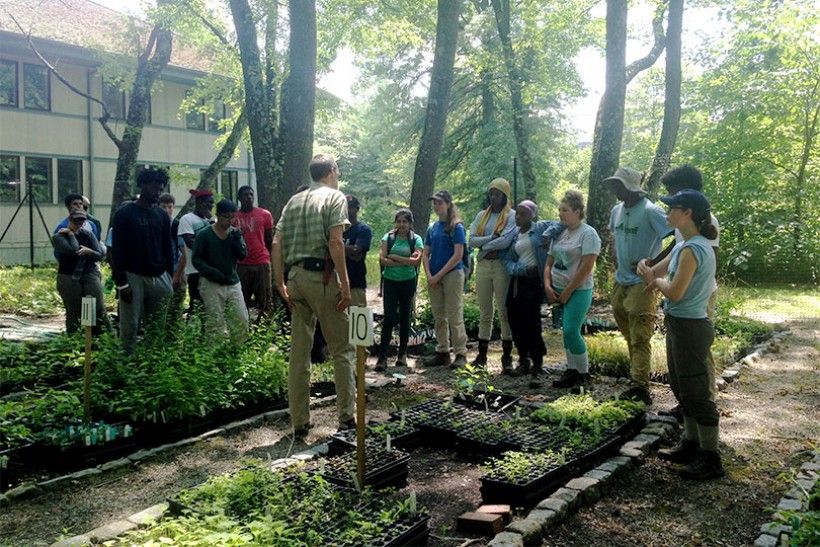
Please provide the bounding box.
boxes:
[586,2,666,239]
[645,0,683,195]
[409,0,462,233]
[278,0,317,210]
[491,0,536,200]
[229,0,280,213]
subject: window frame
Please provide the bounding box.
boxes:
[102,78,126,120]
[0,59,18,108]
[25,156,53,204]
[207,100,226,133]
[23,63,51,111]
[0,154,21,203]
[185,90,205,131]
[220,170,238,202]
[57,158,83,199]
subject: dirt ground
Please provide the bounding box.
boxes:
[0,316,817,546]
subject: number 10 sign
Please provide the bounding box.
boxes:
[348,306,373,346]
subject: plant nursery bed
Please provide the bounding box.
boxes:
[308,446,411,490]
[479,467,567,508]
[453,389,520,412]
[329,421,421,455]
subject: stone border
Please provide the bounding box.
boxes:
[2,376,396,509]
[50,443,330,547]
[716,329,789,392]
[488,413,678,546]
[753,451,820,547]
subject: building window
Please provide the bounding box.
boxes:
[23,63,50,111]
[57,159,83,199]
[102,79,125,120]
[0,155,21,203]
[207,100,225,133]
[185,91,205,130]
[221,170,238,202]
[0,60,18,107]
[26,157,52,203]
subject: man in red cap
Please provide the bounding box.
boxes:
[178,189,215,314]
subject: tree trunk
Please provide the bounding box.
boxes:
[278,0,317,216]
[176,108,249,217]
[230,0,280,214]
[491,0,536,200]
[792,100,820,253]
[586,0,628,239]
[645,0,684,196]
[409,0,462,234]
[107,18,173,226]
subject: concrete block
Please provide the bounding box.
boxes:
[551,487,582,511]
[100,458,131,472]
[760,522,791,536]
[198,428,225,440]
[776,498,801,511]
[487,531,524,547]
[527,509,559,532]
[645,413,678,426]
[716,378,728,391]
[801,461,820,473]
[50,534,91,547]
[505,518,543,545]
[477,504,512,523]
[535,497,568,519]
[5,482,41,501]
[753,534,778,547]
[263,409,288,422]
[88,519,137,542]
[128,449,156,462]
[565,477,601,505]
[0,494,8,507]
[584,469,613,492]
[622,440,653,456]
[38,474,73,489]
[127,502,169,527]
[784,487,806,501]
[722,369,740,382]
[632,433,661,449]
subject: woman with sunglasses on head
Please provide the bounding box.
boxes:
[376,209,424,371]
[638,189,722,480]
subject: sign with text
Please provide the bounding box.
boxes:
[348,306,373,346]
[81,297,96,327]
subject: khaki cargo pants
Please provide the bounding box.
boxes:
[611,281,658,388]
[287,265,355,429]
[428,269,468,356]
[475,258,512,341]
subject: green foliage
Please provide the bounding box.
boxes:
[0,265,117,317]
[482,450,566,484]
[529,393,644,436]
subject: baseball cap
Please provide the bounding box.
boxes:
[659,189,711,217]
[429,190,453,203]
[603,167,645,194]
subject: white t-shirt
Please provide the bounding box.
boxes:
[514,229,537,267]
[549,223,601,290]
[675,212,719,292]
[178,212,213,275]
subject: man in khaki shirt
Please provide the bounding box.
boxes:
[272,154,355,437]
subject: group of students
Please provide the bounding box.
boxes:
[50,168,275,352]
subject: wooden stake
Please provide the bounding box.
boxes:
[83,325,92,424]
[355,345,366,489]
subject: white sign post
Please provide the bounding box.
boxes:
[348,306,373,489]
[81,297,96,423]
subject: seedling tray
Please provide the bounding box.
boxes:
[308,447,411,490]
[453,390,520,413]
[566,432,623,473]
[480,464,567,508]
[329,422,421,455]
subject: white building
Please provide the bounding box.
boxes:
[0,0,254,265]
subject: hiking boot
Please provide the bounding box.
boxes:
[292,422,313,438]
[422,352,451,367]
[395,352,408,367]
[620,386,653,406]
[501,340,514,371]
[451,354,468,369]
[471,340,489,367]
[658,438,699,465]
[552,368,580,388]
[528,359,544,388]
[678,449,725,480]
[511,357,532,377]
[659,404,684,423]
[338,418,356,432]
[570,374,591,394]
[375,356,388,372]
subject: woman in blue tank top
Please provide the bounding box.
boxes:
[637,189,722,480]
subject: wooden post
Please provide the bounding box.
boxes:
[355,345,366,489]
[84,325,92,423]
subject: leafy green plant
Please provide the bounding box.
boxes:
[482,450,567,484]
[453,363,498,410]
[529,393,644,436]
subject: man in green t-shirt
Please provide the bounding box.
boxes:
[192,199,249,342]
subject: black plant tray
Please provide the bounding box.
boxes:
[613,412,646,441]
[310,381,336,398]
[453,390,520,413]
[384,513,430,547]
[453,415,514,460]
[391,399,489,447]
[480,465,567,508]
[308,448,411,490]
[329,423,421,455]
[0,443,36,491]
[566,433,623,473]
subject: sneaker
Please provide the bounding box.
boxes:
[659,404,684,423]
[338,418,356,432]
[552,369,580,388]
[375,356,388,372]
[657,438,699,465]
[678,449,725,480]
[511,358,532,377]
[620,386,653,406]
[451,354,468,369]
[395,352,408,367]
[569,374,591,394]
[421,352,451,367]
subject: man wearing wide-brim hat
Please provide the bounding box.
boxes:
[603,166,673,406]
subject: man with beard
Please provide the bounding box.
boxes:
[111,167,174,352]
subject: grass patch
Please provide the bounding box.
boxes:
[0,265,117,317]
